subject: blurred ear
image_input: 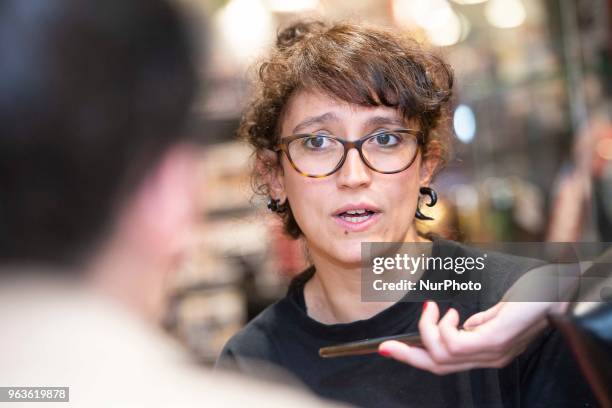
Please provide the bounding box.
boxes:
[419,155,439,186]
[257,149,286,201]
[120,144,203,257]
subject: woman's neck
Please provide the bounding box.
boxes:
[303,231,430,325]
[304,253,392,324]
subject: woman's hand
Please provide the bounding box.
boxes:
[378,300,565,375]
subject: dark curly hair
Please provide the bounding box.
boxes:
[239,20,454,239]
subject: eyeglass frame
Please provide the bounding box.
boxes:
[273,129,425,178]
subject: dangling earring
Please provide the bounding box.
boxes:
[415,187,437,221]
[267,198,287,213]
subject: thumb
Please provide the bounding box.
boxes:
[463,302,503,330]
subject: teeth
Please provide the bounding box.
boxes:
[341,214,372,223]
[346,209,367,215]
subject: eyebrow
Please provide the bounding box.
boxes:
[292,112,339,134]
[365,116,406,128]
[290,113,407,135]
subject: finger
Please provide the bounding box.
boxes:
[381,338,523,371]
[437,307,463,352]
[422,303,515,364]
[379,340,479,375]
[418,301,442,353]
[472,301,550,344]
[454,305,549,357]
[438,308,498,355]
[437,309,508,361]
[438,308,469,354]
[418,301,447,361]
[418,300,440,337]
[439,306,460,329]
[422,304,548,367]
[463,302,503,330]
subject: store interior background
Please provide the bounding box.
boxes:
[165,0,612,364]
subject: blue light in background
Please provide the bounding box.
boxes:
[453,104,476,143]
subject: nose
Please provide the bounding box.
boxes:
[336,147,372,189]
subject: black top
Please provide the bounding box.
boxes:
[216,239,597,407]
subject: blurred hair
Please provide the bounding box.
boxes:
[240,20,455,238]
[0,0,200,265]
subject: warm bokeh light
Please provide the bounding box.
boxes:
[485,0,526,28]
[214,0,274,66]
[426,9,462,46]
[392,0,449,29]
[392,0,464,46]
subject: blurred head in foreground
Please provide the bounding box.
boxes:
[0,0,201,321]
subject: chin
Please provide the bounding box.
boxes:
[329,241,366,267]
[335,254,363,267]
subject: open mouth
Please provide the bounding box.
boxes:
[336,209,377,224]
[332,204,382,232]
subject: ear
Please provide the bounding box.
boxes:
[121,144,202,257]
[257,149,287,202]
[419,155,439,186]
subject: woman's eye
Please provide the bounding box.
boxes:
[304,135,329,149]
[372,132,400,146]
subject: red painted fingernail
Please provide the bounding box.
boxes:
[378,349,391,357]
[422,300,429,312]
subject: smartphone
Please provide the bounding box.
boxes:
[319,332,423,358]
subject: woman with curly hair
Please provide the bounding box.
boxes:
[216,20,596,407]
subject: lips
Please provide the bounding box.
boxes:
[338,209,375,223]
[332,203,381,231]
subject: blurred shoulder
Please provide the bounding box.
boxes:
[216,296,293,368]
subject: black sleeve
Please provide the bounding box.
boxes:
[519,327,599,407]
